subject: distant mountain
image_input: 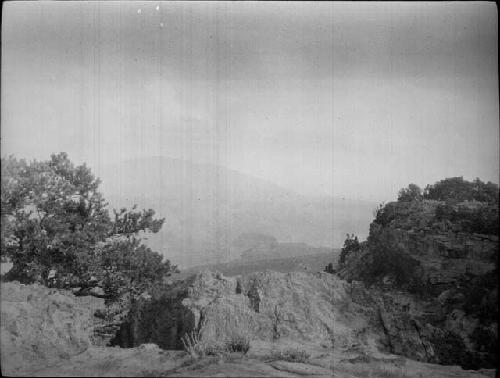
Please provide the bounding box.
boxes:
[98,157,375,268]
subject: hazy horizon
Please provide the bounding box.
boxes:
[2,1,499,203]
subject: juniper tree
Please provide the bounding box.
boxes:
[1,153,175,298]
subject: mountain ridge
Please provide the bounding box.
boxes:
[97,157,376,268]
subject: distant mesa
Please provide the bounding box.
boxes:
[233,233,332,261]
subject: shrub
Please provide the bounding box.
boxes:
[225,334,250,354]
[428,330,474,368]
[435,202,499,235]
[181,318,250,359]
[398,184,422,202]
[462,270,498,322]
[324,262,336,274]
[338,234,360,266]
[359,229,421,291]
[373,202,397,227]
[423,177,498,204]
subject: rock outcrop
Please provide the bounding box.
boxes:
[113,267,499,374]
[2,274,496,377]
[112,270,381,353]
[0,281,105,374]
[338,199,498,369]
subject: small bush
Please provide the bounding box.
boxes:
[324,262,336,274]
[181,322,250,359]
[225,334,250,354]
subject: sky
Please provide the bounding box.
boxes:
[2,1,498,202]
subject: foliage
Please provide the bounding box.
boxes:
[427,330,484,370]
[338,234,360,266]
[92,236,176,298]
[1,153,175,298]
[469,326,497,368]
[423,177,498,204]
[324,262,335,274]
[462,269,498,323]
[348,176,498,291]
[373,202,397,227]
[181,318,250,359]
[111,206,164,236]
[225,334,250,354]
[373,177,499,236]
[435,202,498,235]
[363,229,421,290]
[397,183,422,202]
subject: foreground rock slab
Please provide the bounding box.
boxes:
[1,281,105,375]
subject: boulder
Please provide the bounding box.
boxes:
[1,281,105,374]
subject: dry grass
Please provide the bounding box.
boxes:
[181,329,208,359]
[180,318,251,360]
[181,317,211,359]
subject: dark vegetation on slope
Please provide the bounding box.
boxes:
[335,177,498,370]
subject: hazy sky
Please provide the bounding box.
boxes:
[2,1,498,201]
